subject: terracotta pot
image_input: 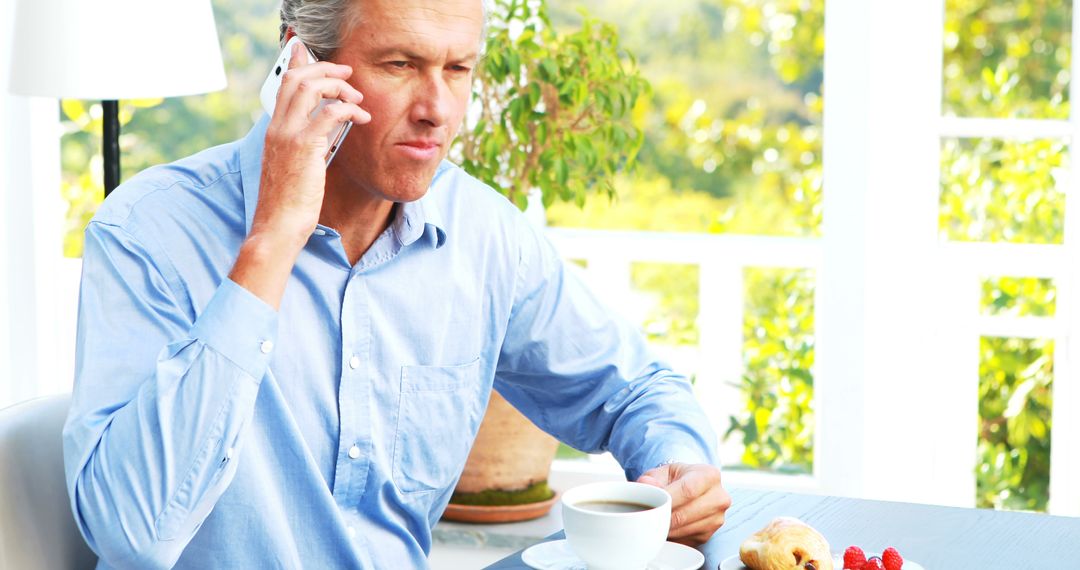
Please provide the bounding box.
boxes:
[444,390,560,522]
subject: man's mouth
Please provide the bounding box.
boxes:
[395,140,441,161]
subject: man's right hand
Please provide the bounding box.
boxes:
[230,41,371,309]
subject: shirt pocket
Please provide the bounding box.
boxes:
[392,358,483,494]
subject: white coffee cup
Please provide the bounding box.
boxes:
[561,481,672,570]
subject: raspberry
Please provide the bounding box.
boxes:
[864,557,885,570]
[843,546,867,569]
[882,547,903,570]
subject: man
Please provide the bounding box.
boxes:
[63,0,732,567]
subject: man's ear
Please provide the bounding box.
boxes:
[284,27,297,42]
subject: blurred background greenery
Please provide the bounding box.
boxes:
[59,0,1068,512]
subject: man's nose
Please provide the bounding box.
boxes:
[410,71,454,128]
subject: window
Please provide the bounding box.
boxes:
[8,0,1078,515]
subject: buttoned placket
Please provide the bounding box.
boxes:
[325,210,417,545]
[333,272,372,512]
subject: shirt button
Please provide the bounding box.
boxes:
[260,340,274,354]
[313,228,327,236]
[349,355,360,370]
[348,445,361,459]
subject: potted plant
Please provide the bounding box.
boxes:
[442,0,649,523]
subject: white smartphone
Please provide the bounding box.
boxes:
[259,36,353,167]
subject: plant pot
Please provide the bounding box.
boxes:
[443,390,560,523]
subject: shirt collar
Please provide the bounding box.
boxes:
[238,114,447,249]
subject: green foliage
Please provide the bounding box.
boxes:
[60,98,164,257]
[550,0,824,236]
[452,0,649,210]
[546,173,727,232]
[631,263,700,346]
[725,268,815,473]
[981,277,1056,317]
[944,0,1071,119]
[976,337,1054,512]
[940,138,1067,244]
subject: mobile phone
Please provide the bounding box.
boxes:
[259,36,353,167]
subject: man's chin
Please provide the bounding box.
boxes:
[392,187,429,203]
[376,178,432,204]
[382,168,439,203]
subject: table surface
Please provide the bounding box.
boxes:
[485,487,1080,569]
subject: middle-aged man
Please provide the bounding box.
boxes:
[63,0,732,567]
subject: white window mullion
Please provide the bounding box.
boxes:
[1,0,13,408]
[927,269,982,508]
[3,0,68,408]
[3,97,67,406]
[1046,2,1080,517]
[1050,271,1079,516]
[819,0,946,502]
[694,260,743,468]
[818,0,873,500]
[940,117,1072,139]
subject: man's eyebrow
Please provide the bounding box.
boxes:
[455,51,480,64]
[370,47,423,60]
[369,47,479,63]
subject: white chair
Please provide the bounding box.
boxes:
[0,394,97,569]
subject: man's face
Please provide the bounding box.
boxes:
[329,0,483,203]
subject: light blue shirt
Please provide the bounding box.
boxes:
[63,115,718,569]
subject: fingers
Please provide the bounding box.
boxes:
[272,42,364,128]
[639,464,731,546]
[665,466,714,509]
[265,43,369,157]
[636,472,668,489]
[306,100,371,142]
[278,74,365,133]
[667,484,732,545]
[287,41,306,70]
[653,465,731,546]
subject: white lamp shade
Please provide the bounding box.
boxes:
[8,0,226,99]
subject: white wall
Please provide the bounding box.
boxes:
[0,0,11,407]
[1,0,77,409]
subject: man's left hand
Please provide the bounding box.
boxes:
[637,463,732,546]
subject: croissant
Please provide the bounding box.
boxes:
[739,517,834,570]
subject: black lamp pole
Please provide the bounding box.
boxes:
[102,99,120,197]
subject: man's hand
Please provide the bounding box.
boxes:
[254,41,370,242]
[637,463,732,546]
[230,41,371,309]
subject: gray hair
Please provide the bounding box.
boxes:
[279,1,489,62]
[279,0,357,62]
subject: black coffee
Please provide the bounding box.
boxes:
[574,500,653,513]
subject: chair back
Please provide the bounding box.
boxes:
[0,394,97,569]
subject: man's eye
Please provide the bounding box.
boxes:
[450,65,472,73]
[388,61,409,69]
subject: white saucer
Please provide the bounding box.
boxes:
[521,539,704,570]
[718,553,925,570]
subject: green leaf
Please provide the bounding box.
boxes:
[61,99,87,122]
[555,158,569,186]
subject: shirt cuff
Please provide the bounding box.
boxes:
[188,277,279,380]
[632,444,715,480]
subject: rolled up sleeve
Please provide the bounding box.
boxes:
[493,220,719,481]
[63,221,277,568]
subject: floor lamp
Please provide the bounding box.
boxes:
[7,0,226,197]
